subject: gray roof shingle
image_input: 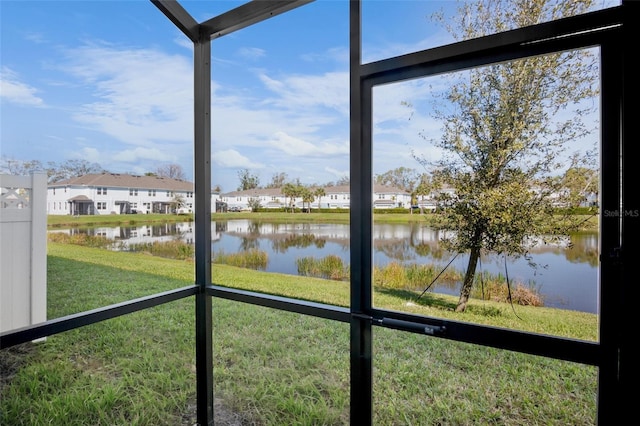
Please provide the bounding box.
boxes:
[49,173,194,191]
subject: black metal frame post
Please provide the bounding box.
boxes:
[597,28,622,426]
[152,2,316,424]
[349,1,373,424]
[619,0,640,420]
[193,32,214,426]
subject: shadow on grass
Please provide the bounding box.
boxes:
[374,286,507,318]
[375,287,458,311]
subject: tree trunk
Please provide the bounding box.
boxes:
[455,245,481,312]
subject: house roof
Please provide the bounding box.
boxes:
[68,195,92,202]
[49,173,194,191]
[221,183,408,197]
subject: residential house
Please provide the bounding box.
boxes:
[220,184,411,211]
[47,173,211,215]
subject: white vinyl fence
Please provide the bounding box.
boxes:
[0,173,47,335]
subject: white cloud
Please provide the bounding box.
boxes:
[174,36,193,51]
[61,43,193,147]
[236,47,266,61]
[24,32,47,44]
[301,46,349,64]
[362,31,455,64]
[324,166,348,180]
[0,67,45,107]
[213,149,264,169]
[75,147,102,163]
[268,131,348,157]
[113,146,175,163]
[258,71,349,116]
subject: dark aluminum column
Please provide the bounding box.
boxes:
[194,32,214,426]
[349,1,373,424]
[619,0,640,422]
[597,23,623,426]
[150,3,213,423]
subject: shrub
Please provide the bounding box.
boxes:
[471,275,543,307]
[47,232,114,249]
[296,255,348,280]
[127,240,194,260]
[374,262,406,289]
[213,249,268,270]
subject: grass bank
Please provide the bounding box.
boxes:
[47,210,599,232]
[0,243,598,425]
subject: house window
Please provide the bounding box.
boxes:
[97,202,107,210]
[130,188,138,196]
[97,187,107,195]
[148,190,156,196]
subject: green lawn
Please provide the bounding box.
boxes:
[46,210,599,232]
[0,243,598,425]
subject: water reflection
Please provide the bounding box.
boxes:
[51,219,599,313]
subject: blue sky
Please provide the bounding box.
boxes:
[1,1,608,192]
[0,0,462,191]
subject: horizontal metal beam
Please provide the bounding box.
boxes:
[208,285,600,365]
[368,309,601,366]
[151,0,200,42]
[361,6,623,85]
[208,285,351,322]
[0,286,197,349]
[201,0,314,40]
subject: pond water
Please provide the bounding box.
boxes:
[53,219,599,314]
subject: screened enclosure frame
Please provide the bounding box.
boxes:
[1,1,638,425]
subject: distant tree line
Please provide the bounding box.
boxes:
[236,165,598,211]
[0,157,188,184]
[237,169,350,192]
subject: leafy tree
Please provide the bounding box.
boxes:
[301,188,314,213]
[155,163,186,180]
[562,153,599,208]
[416,0,598,312]
[266,172,288,189]
[247,197,261,212]
[1,157,104,182]
[375,167,418,193]
[0,157,45,175]
[281,182,300,213]
[412,173,435,213]
[237,169,260,191]
[335,176,350,186]
[49,159,104,182]
[375,167,440,211]
[314,187,326,210]
[170,193,185,214]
